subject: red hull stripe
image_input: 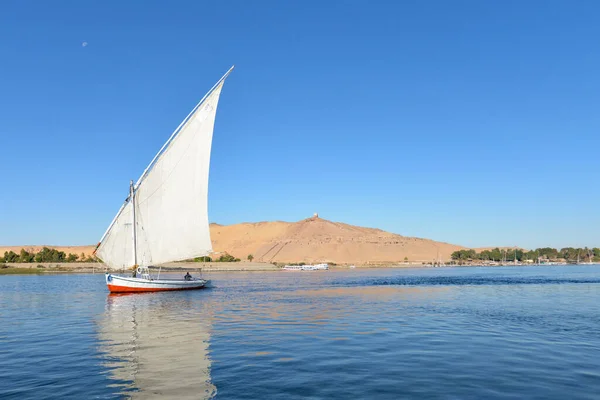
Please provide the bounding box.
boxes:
[107,284,205,293]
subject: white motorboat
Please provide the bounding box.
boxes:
[282,263,329,271]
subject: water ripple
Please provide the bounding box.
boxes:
[1,267,600,399]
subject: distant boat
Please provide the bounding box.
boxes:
[94,67,235,293]
[579,249,595,265]
[281,265,303,271]
[433,249,445,267]
[283,263,329,271]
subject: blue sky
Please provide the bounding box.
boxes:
[1,0,598,249]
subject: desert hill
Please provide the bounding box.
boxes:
[2,217,466,265]
[210,216,464,264]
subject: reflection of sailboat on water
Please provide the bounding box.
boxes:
[97,293,216,399]
[94,67,234,293]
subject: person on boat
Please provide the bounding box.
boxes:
[184,272,192,281]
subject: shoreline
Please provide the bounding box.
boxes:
[0,261,423,274]
[1,261,592,275]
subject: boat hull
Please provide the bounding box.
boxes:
[105,273,207,293]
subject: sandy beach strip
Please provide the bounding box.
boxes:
[1,261,434,274]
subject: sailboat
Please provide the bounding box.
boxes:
[94,66,234,293]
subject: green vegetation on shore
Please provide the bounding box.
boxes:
[0,247,99,264]
[451,247,600,263]
[192,252,241,262]
[2,247,243,265]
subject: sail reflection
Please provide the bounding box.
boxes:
[97,292,215,399]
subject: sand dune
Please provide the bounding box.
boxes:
[210,216,464,264]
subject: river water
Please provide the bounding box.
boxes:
[1,266,599,399]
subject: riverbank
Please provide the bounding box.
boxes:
[0,261,437,274]
[3,261,593,275]
[0,262,104,274]
[0,261,282,274]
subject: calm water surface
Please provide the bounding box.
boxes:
[1,266,600,399]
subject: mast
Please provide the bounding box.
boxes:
[130,180,137,267]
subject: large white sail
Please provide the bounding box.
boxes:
[96,69,232,270]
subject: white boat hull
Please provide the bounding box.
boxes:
[105,273,208,293]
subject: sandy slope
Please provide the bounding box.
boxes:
[210,216,464,264]
[3,217,466,264]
